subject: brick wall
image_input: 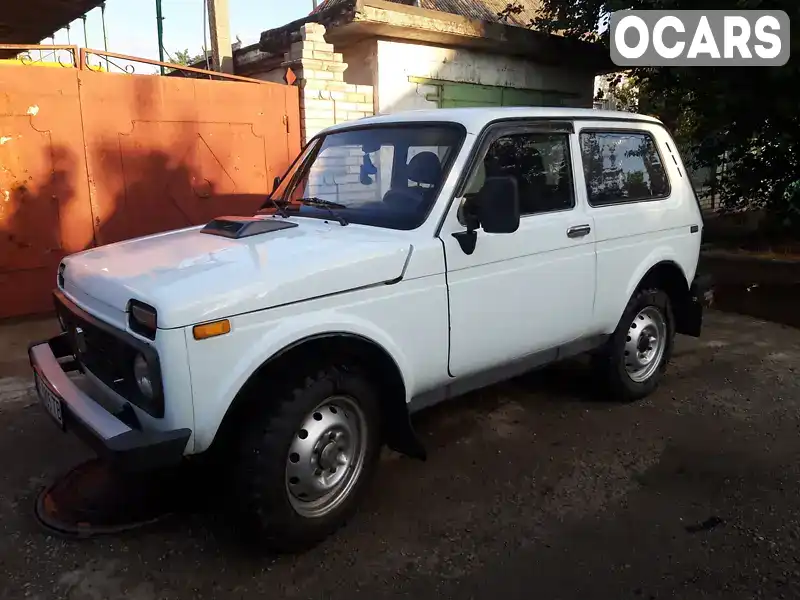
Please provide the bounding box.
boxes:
[282,23,375,144]
[306,145,388,204]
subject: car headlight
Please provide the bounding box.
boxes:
[133,353,154,399]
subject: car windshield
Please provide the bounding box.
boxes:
[259,124,465,230]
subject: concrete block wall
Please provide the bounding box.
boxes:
[282,23,375,144]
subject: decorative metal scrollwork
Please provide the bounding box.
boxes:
[15,49,76,68]
[84,53,135,74]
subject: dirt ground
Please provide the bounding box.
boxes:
[1,310,800,600]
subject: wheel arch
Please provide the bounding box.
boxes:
[209,331,426,461]
[634,260,696,335]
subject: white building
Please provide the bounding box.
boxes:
[233,0,615,142]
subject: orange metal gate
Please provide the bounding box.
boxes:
[0,46,300,319]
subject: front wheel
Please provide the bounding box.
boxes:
[285,394,370,519]
[232,364,381,553]
[593,288,675,402]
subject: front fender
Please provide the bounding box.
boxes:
[186,305,414,452]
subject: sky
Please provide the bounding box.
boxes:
[46,0,314,64]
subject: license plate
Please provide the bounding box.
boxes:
[34,372,64,429]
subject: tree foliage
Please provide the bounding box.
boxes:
[173,49,205,66]
[595,73,639,112]
[500,0,800,231]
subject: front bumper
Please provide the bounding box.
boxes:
[29,333,191,472]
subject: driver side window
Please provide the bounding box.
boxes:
[465,131,575,216]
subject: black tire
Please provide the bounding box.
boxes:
[232,363,381,553]
[593,288,675,403]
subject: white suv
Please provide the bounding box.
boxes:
[29,107,710,551]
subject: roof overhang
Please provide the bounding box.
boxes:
[0,0,104,56]
[256,0,615,75]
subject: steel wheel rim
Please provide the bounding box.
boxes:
[285,395,368,519]
[624,306,667,383]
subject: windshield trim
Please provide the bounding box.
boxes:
[259,121,468,231]
[259,137,322,210]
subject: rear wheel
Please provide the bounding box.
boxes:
[593,288,674,402]
[232,364,381,552]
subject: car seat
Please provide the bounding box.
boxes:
[383,151,443,212]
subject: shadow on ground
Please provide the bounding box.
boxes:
[2,311,800,599]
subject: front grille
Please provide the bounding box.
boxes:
[54,292,164,417]
[83,325,136,393]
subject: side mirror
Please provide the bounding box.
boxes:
[454,176,520,255]
[472,176,520,234]
[272,176,281,192]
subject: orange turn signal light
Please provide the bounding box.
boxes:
[193,319,231,340]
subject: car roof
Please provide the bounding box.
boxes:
[323,106,663,135]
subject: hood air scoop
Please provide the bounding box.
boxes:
[201,216,298,239]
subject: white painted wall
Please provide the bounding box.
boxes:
[375,39,595,113]
[341,39,378,88]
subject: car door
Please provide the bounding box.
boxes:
[438,122,597,379]
[576,123,700,334]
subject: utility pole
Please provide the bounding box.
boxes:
[206,0,233,73]
[80,15,88,48]
[100,2,109,71]
[155,0,165,75]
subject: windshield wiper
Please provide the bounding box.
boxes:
[297,197,349,226]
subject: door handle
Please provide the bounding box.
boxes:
[567,224,591,238]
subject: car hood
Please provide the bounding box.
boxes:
[61,218,412,329]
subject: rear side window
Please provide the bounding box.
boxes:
[580,131,670,206]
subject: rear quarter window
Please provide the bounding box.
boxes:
[580,130,670,207]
